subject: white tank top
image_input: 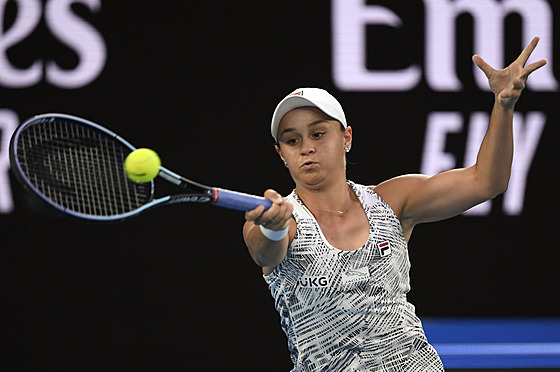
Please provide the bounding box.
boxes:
[264,181,443,371]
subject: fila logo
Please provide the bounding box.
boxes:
[377,241,391,257]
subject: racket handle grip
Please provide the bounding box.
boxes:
[212,188,273,211]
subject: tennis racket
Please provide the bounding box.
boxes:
[9,113,272,222]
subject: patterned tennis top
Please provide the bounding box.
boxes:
[264,181,443,371]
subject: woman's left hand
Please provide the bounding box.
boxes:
[473,36,547,109]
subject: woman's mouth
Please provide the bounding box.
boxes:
[301,161,317,168]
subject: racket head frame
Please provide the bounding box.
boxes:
[9,113,158,222]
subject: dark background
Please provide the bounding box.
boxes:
[1,1,558,370]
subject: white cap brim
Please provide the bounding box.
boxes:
[271,88,347,141]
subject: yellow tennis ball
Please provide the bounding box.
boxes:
[124,148,161,183]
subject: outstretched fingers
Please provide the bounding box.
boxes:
[473,36,547,107]
[472,54,494,79]
[522,58,548,78]
[506,38,547,93]
[517,37,540,66]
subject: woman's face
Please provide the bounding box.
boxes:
[275,107,352,189]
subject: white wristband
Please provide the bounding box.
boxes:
[259,224,289,241]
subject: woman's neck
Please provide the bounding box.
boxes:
[295,179,351,214]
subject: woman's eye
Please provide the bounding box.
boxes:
[286,138,298,145]
[313,132,325,138]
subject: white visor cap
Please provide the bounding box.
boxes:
[271,88,347,141]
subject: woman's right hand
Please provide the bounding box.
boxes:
[245,189,293,232]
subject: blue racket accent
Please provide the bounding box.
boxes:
[212,189,272,211]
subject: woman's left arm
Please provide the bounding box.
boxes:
[376,37,548,231]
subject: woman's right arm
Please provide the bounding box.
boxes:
[243,189,294,273]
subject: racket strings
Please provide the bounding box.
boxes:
[16,118,151,216]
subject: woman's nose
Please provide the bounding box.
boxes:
[300,139,315,155]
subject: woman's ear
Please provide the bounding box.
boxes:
[275,144,285,160]
[344,126,353,150]
[275,144,288,167]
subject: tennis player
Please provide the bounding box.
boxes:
[243,37,546,371]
